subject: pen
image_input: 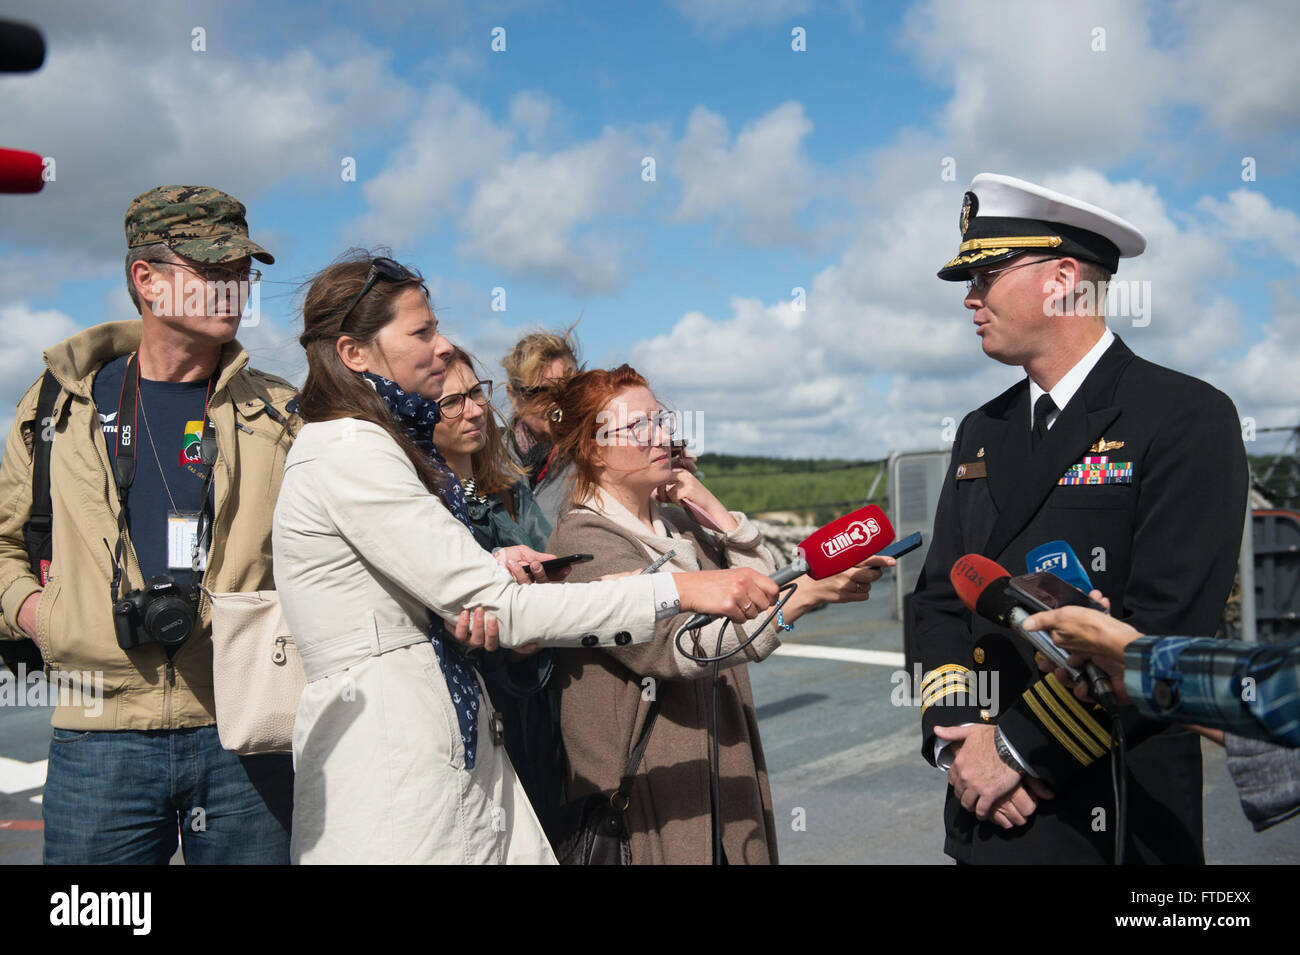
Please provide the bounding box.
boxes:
[640,550,677,574]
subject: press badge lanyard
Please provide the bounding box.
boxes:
[109,352,218,602]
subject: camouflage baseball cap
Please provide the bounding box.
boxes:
[124,185,274,265]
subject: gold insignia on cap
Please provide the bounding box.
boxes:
[960,190,977,236]
[977,447,985,458]
[1089,438,1125,453]
[973,647,985,664]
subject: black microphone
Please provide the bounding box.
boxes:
[0,19,45,73]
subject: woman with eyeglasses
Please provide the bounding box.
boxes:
[432,344,564,841]
[546,366,894,864]
[272,252,779,863]
[501,328,581,528]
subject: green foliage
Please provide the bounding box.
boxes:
[1249,453,1300,510]
[693,453,886,525]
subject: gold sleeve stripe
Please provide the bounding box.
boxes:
[922,672,970,693]
[921,674,971,708]
[921,684,972,714]
[1022,689,1094,767]
[1032,682,1107,759]
[920,664,969,690]
[1044,673,1113,749]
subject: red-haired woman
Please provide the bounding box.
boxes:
[547,365,895,864]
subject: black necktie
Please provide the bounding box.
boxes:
[1032,394,1056,450]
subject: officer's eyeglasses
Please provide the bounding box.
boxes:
[338,257,418,334]
[438,380,493,419]
[965,257,1058,295]
[605,411,678,447]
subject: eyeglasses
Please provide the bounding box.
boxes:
[605,411,678,447]
[438,379,493,419]
[147,260,261,285]
[965,257,1058,294]
[338,257,416,334]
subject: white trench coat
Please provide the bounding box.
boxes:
[272,418,660,863]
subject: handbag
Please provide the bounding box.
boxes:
[204,588,305,755]
[554,700,659,865]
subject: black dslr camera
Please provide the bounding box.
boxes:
[113,576,198,650]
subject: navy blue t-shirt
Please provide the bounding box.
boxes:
[92,355,211,591]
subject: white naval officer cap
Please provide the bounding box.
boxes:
[937,173,1147,281]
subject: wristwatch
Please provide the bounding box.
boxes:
[993,727,1025,774]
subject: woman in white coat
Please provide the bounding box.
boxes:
[272,252,778,864]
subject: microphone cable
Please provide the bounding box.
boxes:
[674,583,798,865]
[1108,710,1127,865]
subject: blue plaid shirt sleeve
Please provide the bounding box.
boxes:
[1124,636,1300,747]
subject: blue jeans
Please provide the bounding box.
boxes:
[43,725,293,864]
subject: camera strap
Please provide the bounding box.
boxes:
[109,352,218,603]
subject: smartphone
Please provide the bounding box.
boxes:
[1007,571,1102,680]
[681,498,726,533]
[538,554,594,576]
[878,531,923,560]
[1008,572,1107,614]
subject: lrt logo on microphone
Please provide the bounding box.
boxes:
[821,518,881,559]
[1033,552,1068,574]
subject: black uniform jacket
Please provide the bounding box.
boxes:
[911,335,1247,864]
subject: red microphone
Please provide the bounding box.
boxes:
[949,553,1083,679]
[0,147,44,194]
[681,505,895,628]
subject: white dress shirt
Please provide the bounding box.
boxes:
[1027,327,1115,432]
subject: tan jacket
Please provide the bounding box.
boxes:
[0,320,297,731]
[548,493,782,865]
[273,418,662,863]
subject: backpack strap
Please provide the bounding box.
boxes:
[23,370,61,584]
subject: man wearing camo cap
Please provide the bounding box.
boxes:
[0,186,299,863]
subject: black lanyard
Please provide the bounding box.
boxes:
[109,353,219,600]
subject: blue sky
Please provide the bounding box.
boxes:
[3,0,1299,460]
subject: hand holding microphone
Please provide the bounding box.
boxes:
[679,504,897,630]
[949,553,1120,712]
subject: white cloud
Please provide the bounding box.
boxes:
[350,84,514,247]
[1177,0,1300,135]
[1,14,413,268]
[674,102,817,245]
[0,304,84,447]
[1196,189,1300,268]
[458,125,663,294]
[1211,282,1300,452]
[902,0,1178,169]
[626,164,1299,458]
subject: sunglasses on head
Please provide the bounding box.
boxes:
[338,257,419,334]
